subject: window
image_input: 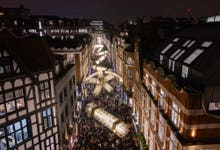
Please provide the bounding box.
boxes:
[151,81,157,98]
[0,88,25,115]
[161,43,173,54]
[201,41,213,47]
[160,55,163,64]
[171,102,180,128]
[149,130,154,150]
[169,132,178,150]
[0,118,30,149]
[59,93,63,104]
[168,59,175,72]
[184,49,204,64]
[174,50,185,60]
[145,74,149,89]
[187,40,196,48]
[209,102,220,111]
[158,115,165,144]
[170,49,181,59]
[43,108,53,129]
[128,70,133,78]
[159,89,166,110]
[0,66,4,74]
[181,65,189,78]
[40,81,50,100]
[64,87,67,97]
[183,40,191,47]
[173,38,179,42]
[45,136,55,150]
[38,21,42,30]
[150,104,155,126]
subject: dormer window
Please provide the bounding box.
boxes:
[173,38,179,42]
[161,43,173,54]
[184,49,204,64]
[201,41,213,47]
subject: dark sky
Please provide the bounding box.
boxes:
[0,0,220,24]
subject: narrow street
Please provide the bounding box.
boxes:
[74,36,140,149]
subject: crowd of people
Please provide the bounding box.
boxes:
[74,89,140,150]
[73,43,140,149]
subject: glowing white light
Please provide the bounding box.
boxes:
[103,83,113,93]
[92,65,107,71]
[85,102,130,138]
[94,44,104,49]
[93,85,102,95]
[38,21,42,30]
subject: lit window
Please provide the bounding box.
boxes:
[181,65,189,78]
[159,89,166,110]
[39,31,43,37]
[0,118,30,149]
[170,49,181,59]
[145,74,149,89]
[169,132,178,150]
[187,40,196,48]
[209,102,220,111]
[168,59,175,71]
[151,81,157,98]
[215,15,220,22]
[201,41,213,47]
[174,50,185,60]
[161,43,173,54]
[38,21,42,30]
[206,17,215,22]
[184,49,204,64]
[40,81,50,100]
[160,55,163,64]
[28,29,37,33]
[0,88,25,115]
[150,104,155,126]
[43,108,53,129]
[171,102,180,128]
[183,40,191,47]
[173,38,179,42]
[158,115,165,144]
[45,137,55,150]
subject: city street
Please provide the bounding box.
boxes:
[74,37,140,149]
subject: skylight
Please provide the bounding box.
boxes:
[184,49,204,64]
[187,41,196,48]
[161,43,173,54]
[170,49,181,59]
[201,41,213,47]
[173,38,179,42]
[183,40,191,47]
[174,50,185,60]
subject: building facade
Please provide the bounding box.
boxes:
[0,28,59,150]
[136,24,220,149]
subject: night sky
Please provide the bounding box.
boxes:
[0,0,220,24]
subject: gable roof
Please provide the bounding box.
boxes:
[0,28,54,79]
[158,23,220,86]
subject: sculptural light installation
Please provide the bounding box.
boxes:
[85,102,130,138]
